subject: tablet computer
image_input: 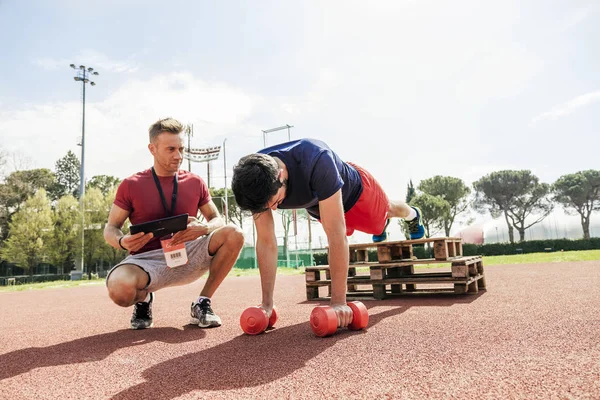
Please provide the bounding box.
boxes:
[129,213,189,237]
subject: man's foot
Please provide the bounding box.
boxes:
[406,206,425,239]
[191,298,222,328]
[372,219,391,243]
[131,293,154,330]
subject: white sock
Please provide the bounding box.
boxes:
[143,293,151,302]
[405,207,417,221]
[197,295,210,304]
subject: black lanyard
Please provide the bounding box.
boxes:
[151,167,178,217]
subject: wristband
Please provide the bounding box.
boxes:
[118,236,127,251]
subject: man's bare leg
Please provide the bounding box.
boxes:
[373,200,422,242]
[200,224,244,298]
[106,264,150,307]
[191,224,244,328]
[107,264,154,329]
[387,200,413,219]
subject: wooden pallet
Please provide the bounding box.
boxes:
[343,236,464,262]
[308,237,484,300]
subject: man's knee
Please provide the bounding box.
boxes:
[228,225,244,249]
[106,265,144,307]
[208,224,244,256]
[224,224,244,249]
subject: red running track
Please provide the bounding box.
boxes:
[0,261,599,399]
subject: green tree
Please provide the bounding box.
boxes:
[473,170,553,243]
[87,175,121,196]
[419,176,470,236]
[1,189,53,273]
[553,170,600,239]
[54,151,80,197]
[408,193,451,238]
[0,169,57,241]
[81,188,113,276]
[406,179,416,203]
[47,195,80,274]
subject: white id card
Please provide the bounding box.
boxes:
[160,238,188,268]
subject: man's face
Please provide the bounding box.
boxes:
[149,132,185,174]
[265,171,286,211]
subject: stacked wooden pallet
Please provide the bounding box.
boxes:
[305,237,486,300]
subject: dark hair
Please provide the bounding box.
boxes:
[232,153,283,214]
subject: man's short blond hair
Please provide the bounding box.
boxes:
[148,118,184,142]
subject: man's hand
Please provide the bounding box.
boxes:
[170,216,208,246]
[331,303,353,327]
[120,232,153,252]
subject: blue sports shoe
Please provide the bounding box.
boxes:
[406,206,425,240]
[372,219,390,243]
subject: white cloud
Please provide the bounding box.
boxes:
[0,72,259,180]
[455,44,543,103]
[532,90,600,123]
[558,5,598,33]
[279,68,339,116]
[34,49,139,73]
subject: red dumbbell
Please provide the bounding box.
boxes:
[240,305,278,335]
[309,301,369,337]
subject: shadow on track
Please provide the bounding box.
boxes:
[112,294,483,399]
[0,325,205,381]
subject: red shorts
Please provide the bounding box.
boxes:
[344,163,389,236]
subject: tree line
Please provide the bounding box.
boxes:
[0,150,123,275]
[405,170,600,242]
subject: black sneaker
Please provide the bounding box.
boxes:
[190,298,222,328]
[131,293,154,330]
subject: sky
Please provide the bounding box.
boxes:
[1,0,599,243]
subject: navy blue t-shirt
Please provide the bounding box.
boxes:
[259,139,363,219]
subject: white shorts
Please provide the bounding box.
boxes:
[106,233,214,292]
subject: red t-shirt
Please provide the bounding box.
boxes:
[114,168,211,254]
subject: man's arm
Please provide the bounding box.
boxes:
[170,200,225,246]
[254,209,278,315]
[318,189,353,326]
[104,204,153,252]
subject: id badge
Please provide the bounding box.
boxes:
[160,237,188,268]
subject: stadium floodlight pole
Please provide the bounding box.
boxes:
[223,138,228,224]
[70,63,99,277]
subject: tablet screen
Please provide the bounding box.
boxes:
[129,213,189,237]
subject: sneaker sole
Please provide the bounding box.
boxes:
[130,322,154,330]
[190,317,222,328]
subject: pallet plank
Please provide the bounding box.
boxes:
[306,239,485,300]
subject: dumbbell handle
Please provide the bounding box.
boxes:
[310,301,368,337]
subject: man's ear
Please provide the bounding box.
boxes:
[148,142,156,155]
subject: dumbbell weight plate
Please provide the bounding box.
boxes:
[347,301,369,331]
[268,306,278,328]
[240,306,269,335]
[310,306,338,337]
